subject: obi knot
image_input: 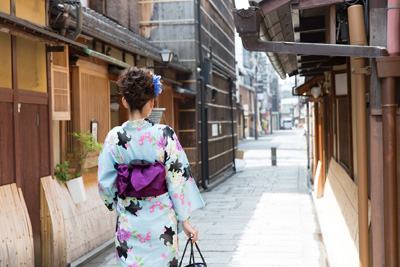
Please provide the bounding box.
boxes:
[116,160,167,198]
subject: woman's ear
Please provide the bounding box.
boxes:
[150,98,155,109]
[122,97,129,109]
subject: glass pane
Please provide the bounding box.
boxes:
[0,33,12,89]
[17,37,47,92]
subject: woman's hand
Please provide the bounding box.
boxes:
[182,220,199,243]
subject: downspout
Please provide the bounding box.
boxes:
[197,0,208,190]
[229,77,236,172]
[347,5,369,267]
[382,0,400,266]
[249,3,286,80]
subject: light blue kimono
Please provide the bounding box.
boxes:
[98,118,205,267]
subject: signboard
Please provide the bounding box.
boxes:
[212,124,218,137]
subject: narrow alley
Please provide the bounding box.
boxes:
[84,129,328,267]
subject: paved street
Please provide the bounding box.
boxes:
[83,129,328,267]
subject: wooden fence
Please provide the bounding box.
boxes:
[0,183,34,267]
[41,168,116,266]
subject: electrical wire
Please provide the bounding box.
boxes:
[344,0,361,5]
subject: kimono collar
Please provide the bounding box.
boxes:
[122,118,154,130]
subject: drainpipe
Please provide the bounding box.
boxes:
[347,5,369,267]
[382,1,400,266]
[229,77,236,172]
[197,0,208,190]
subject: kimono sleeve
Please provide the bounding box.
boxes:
[98,130,120,211]
[164,127,205,222]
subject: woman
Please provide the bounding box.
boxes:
[98,67,205,267]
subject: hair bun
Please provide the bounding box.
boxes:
[117,67,156,112]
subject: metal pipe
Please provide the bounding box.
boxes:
[232,7,388,58]
[306,102,310,169]
[228,77,236,172]
[250,3,287,80]
[197,0,208,189]
[347,5,369,267]
[382,77,398,266]
[382,1,400,266]
[199,76,208,190]
[254,66,258,140]
[69,1,82,41]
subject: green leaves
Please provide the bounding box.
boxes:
[71,131,103,178]
[54,161,72,184]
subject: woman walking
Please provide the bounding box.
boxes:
[98,67,205,267]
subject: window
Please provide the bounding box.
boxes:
[89,0,105,14]
[333,70,353,176]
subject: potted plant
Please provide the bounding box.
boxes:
[54,131,102,204]
[148,108,166,124]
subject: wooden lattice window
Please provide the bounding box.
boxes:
[333,70,353,177]
[51,46,71,120]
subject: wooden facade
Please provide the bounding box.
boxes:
[0,31,51,267]
[234,0,400,265]
[0,0,196,265]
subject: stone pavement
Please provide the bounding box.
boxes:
[82,129,328,267]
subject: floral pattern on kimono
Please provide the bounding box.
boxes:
[98,118,205,267]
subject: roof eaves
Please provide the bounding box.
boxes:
[0,11,87,48]
[81,7,191,73]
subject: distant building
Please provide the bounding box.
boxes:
[235,32,278,137]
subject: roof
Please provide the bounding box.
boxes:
[81,7,192,74]
[233,1,387,79]
[0,11,87,48]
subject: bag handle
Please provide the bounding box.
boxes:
[194,241,206,264]
[178,238,192,267]
[178,238,207,267]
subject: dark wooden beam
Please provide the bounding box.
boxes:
[295,16,325,33]
[299,62,321,69]
[300,32,326,43]
[46,45,65,53]
[291,0,343,10]
[298,55,330,64]
[299,68,326,76]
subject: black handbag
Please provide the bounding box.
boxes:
[178,238,207,267]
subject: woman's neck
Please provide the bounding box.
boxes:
[129,110,146,121]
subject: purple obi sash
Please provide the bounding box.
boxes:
[116,160,167,198]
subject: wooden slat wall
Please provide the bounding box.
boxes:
[41,176,66,267]
[200,0,235,72]
[157,81,174,128]
[139,0,197,74]
[318,158,371,267]
[71,59,110,151]
[0,183,34,267]
[40,169,116,266]
[200,74,236,181]
[177,98,198,180]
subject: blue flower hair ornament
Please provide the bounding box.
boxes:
[152,74,163,96]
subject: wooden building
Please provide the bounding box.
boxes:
[0,1,193,266]
[234,0,400,266]
[238,83,255,138]
[140,0,237,185]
